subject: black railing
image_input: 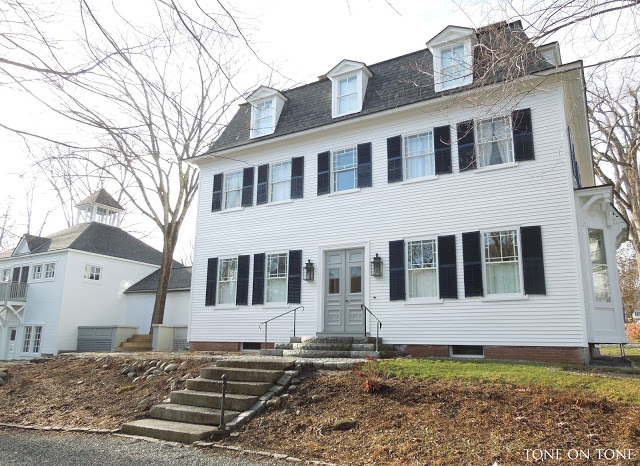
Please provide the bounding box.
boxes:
[258,306,304,346]
[361,304,382,353]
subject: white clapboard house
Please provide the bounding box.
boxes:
[0,189,190,359]
[187,22,628,364]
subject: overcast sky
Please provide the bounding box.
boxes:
[0,0,611,259]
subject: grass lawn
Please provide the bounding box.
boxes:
[600,346,640,364]
[376,357,640,405]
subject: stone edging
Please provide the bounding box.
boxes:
[0,422,119,434]
[191,441,337,465]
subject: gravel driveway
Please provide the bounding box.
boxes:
[0,429,291,466]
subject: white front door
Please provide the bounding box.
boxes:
[6,326,17,359]
[323,248,365,334]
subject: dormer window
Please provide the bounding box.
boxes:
[248,86,288,139]
[326,60,373,118]
[426,26,475,93]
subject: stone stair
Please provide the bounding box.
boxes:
[260,336,401,359]
[114,334,152,353]
[121,357,296,443]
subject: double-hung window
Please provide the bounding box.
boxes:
[483,230,521,295]
[332,147,358,192]
[224,171,243,209]
[440,44,466,90]
[0,269,9,282]
[22,325,42,353]
[84,265,102,281]
[337,76,357,115]
[32,265,42,280]
[45,263,55,279]
[218,257,238,305]
[476,116,514,168]
[254,100,274,137]
[408,240,438,298]
[589,228,611,302]
[266,253,288,303]
[404,131,435,179]
[270,161,291,202]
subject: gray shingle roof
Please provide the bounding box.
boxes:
[0,222,178,267]
[206,22,550,155]
[76,188,124,210]
[125,266,192,293]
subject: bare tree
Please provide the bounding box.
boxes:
[0,202,17,253]
[618,243,640,321]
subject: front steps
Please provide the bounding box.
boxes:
[114,334,152,352]
[260,336,401,359]
[121,357,296,443]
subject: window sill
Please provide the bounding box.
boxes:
[401,175,438,185]
[215,305,239,310]
[219,207,243,214]
[262,303,290,309]
[473,162,518,173]
[405,298,444,305]
[481,294,528,302]
[83,279,102,285]
[328,188,361,197]
[265,199,293,207]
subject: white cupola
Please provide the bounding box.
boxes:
[75,188,124,227]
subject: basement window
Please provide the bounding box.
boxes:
[450,345,484,358]
[241,342,262,352]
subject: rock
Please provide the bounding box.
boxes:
[143,369,153,376]
[120,367,130,375]
[296,410,301,416]
[180,373,192,381]
[127,372,135,378]
[266,397,282,409]
[77,380,84,385]
[136,398,153,409]
[283,408,293,414]
[291,378,301,384]
[311,395,323,402]
[0,379,6,386]
[0,372,8,381]
[146,375,155,381]
[101,364,109,370]
[164,363,178,373]
[159,362,168,370]
[259,421,268,427]
[334,419,357,431]
[288,385,298,392]
[132,377,141,383]
[0,368,8,373]
[178,361,187,370]
[153,369,163,375]
[230,432,241,437]
[170,381,177,391]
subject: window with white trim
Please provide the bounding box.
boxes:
[32,265,42,280]
[404,131,435,179]
[266,253,288,303]
[332,147,358,192]
[253,99,274,137]
[476,116,514,168]
[22,325,42,353]
[224,170,243,209]
[84,265,102,281]
[440,44,467,90]
[483,230,521,295]
[0,269,9,282]
[589,228,611,303]
[45,263,55,279]
[407,239,438,298]
[270,161,291,202]
[218,257,238,305]
[337,75,358,116]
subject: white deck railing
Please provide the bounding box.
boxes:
[0,281,28,303]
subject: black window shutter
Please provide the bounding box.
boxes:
[357,142,372,188]
[317,152,330,195]
[512,108,534,161]
[457,121,476,171]
[236,255,250,305]
[387,136,403,182]
[211,173,223,212]
[434,125,452,175]
[205,257,218,306]
[287,250,302,304]
[438,235,457,299]
[257,164,269,205]
[241,167,254,207]
[521,226,546,295]
[462,231,483,297]
[291,156,304,199]
[389,240,406,300]
[252,253,265,305]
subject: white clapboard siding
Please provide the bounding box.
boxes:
[189,80,589,347]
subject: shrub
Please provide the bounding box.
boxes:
[352,357,386,394]
[626,323,640,342]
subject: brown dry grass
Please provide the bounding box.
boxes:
[224,371,640,465]
[0,356,210,428]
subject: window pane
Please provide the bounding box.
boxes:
[271,161,291,182]
[338,76,357,96]
[405,132,434,178]
[271,161,291,202]
[267,253,288,278]
[225,171,242,190]
[408,269,437,298]
[486,263,520,294]
[350,267,362,293]
[23,327,32,352]
[334,169,356,191]
[484,230,520,294]
[329,268,340,294]
[218,282,236,304]
[477,117,513,167]
[45,264,55,279]
[266,277,286,303]
[33,326,42,353]
[333,149,356,170]
[589,229,611,302]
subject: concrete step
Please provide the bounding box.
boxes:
[199,366,283,384]
[186,378,272,396]
[215,358,295,371]
[259,349,283,356]
[129,334,153,340]
[121,419,217,443]
[289,337,302,343]
[273,342,293,350]
[299,336,354,344]
[150,403,239,425]
[282,349,353,358]
[350,350,401,358]
[119,341,152,349]
[170,390,258,412]
[292,342,353,351]
[351,343,396,352]
[114,345,152,353]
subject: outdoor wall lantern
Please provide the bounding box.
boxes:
[304,259,315,281]
[370,254,383,277]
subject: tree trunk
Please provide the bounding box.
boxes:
[149,224,179,333]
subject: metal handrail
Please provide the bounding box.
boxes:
[361,304,382,353]
[258,305,304,346]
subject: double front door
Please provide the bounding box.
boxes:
[323,248,365,334]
